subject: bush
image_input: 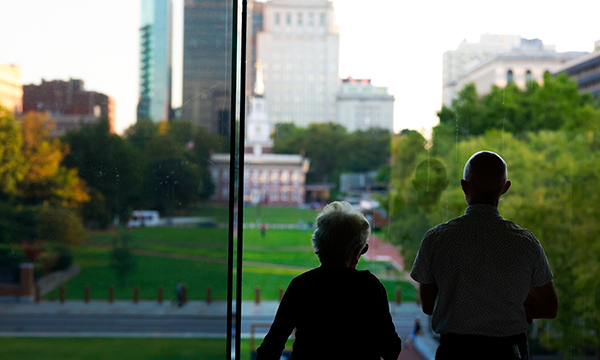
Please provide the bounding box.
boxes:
[0,248,28,282]
[0,205,38,244]
[38,206,87,246]
[52,245,73,271]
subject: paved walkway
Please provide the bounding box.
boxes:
[364,235,406,271]
[0,300,426,317]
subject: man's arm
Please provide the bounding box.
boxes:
[524,281,558,321]
[419,283,438,316]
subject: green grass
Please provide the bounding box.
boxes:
[187,204,319,224]
[0,338,288,360]
[87,227,229,247]
[242,206,319,224]
[0,338,227,360]
[43,247,229,301]
[49,224,415,302]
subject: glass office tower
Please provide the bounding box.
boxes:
[181,0,233,135]
[137,0,172,122]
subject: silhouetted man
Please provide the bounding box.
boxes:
[411,151,558,360]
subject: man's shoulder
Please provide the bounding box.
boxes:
[498,217,540,244]
[423,216,464,238]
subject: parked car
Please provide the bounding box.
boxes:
[127,210,161,228]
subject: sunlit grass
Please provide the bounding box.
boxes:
[50,223,415,302]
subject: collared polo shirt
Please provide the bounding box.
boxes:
[410,204,553,336]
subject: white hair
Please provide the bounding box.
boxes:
[311,201,371,265]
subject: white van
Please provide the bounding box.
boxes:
[127,210,161,228]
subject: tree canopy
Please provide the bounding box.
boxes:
[386,74,600,357]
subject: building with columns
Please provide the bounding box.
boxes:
[210,67,309,206]
[257,0,339,127]
[443,34,522,106]
[335,77,394,132]
[0,64,23,115]
[453,39,586,99]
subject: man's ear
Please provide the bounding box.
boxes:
[460,179,468,195]
[502,180,511,195]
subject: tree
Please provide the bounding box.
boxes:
[433,73,597,147]
[336,128,391,174]
[430,129,600,358]
[62,118,145,225]
[110,232,136,288]
[18,111,90,207]
[124,118,158,152]
[0,106,26,198]
[135,120,221,213]
[37,206,87,246]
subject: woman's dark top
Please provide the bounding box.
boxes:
[256,266,402,360]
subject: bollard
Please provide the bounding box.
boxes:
[158,286,163,304]
[278,287,284,302]
[183,286,188,305]
[206,286,212,304]
[59,286,65,304]
[84,286,90,304]
[396,288,402,306]
[255,287,261,305]
[108,286,114,304]
[133,286,139,304]
[34,285,41,303]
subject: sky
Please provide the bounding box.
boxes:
[0,0,598,134]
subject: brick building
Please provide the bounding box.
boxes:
[22,78,115,135]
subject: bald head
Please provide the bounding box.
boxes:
[461,151,510,206]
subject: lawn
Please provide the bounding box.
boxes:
[187,204,319,224]
[50,225,415,302]
[0,338,237,360]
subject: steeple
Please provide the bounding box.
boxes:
[254,60,265,97]
[246,61,272,155]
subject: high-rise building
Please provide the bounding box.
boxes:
[336,77,394,133]
[137,0,173,122]
[22,79,115,135]
[257,0,340,127]
[181,0,233,135]
[0,64,23,115]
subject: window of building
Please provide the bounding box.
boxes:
[320,13,326,26]
[526,70,532,83]
[507,69,514,83]
[286,13,291,25]
[309,12,314,26]
[298,13,303,25]
[275,12,280,25]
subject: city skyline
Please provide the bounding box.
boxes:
[0,0,598,134]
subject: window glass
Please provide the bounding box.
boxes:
[1,0,238,358]
[1,1,598,359]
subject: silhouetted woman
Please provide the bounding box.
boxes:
[256,201,402,360]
